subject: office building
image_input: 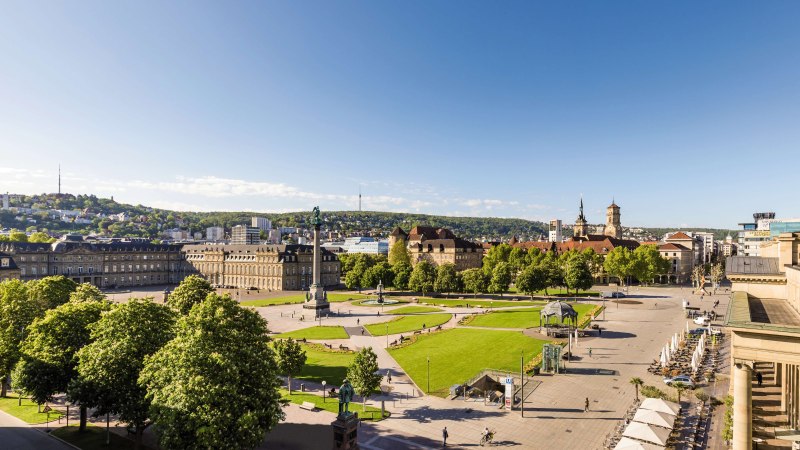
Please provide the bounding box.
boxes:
[206,227,224,242]
[251,217,271,231]
[548,219,562,243]
[231,225,260,245]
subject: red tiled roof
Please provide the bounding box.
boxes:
[667,232,692,240]
[513,236,639,254]
[659,243,690,251]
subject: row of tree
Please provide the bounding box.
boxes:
[0,275,286,449]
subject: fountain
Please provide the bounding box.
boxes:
[360,280,400,305]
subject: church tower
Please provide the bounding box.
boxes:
[604,200,622,239]
[573,197,589,238]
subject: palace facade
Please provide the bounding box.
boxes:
[391,226,483,271]
[182,243,341,291]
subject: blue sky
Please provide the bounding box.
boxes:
[1,1,798,228]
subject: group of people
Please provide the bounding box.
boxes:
[440,427,494,447]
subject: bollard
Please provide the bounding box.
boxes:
[301,384,305,392]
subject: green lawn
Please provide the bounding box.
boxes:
[276,326,349,340]
[0,394,64,424]
[280,389,388,421]
[465,303,597,329]
[294,344,356,386]
[51,424,152,450]
[389,328,547,397]
[241,293,369,307]
[365,313,452,336]
[386,306,443,315]
[417,298,545,308]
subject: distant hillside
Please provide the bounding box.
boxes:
[0,193,735,241]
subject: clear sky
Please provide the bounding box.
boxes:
[1,1,798,228]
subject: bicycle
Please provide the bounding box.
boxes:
[479,430,495,446]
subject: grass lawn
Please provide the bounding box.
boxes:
[365,313,451,336]
[417,298,545,308]
[51,424,151,450]
[0,394,64,424]
[242,293,369,307]
[280,389,388,421]
[465,303,597,329]
[294,344,355,386]
[389,328,547,397]
[276,326,349,340]
[386,306,443,315]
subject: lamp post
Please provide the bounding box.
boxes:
[386,324,389,349]
[520,350,524,418]
[427,357,430,394]
[322,380,327,403]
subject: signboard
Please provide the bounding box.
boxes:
[744,230,772,238]
[504,377,514,409]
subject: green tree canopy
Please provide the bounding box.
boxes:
[408,261,436,296]
[167,275,213,315]
[0,280,44,397]
[564,256,593,293]
[488,262,512,295]
[631,244,670,285]
[140,294,285,450]
[71,299,177,446]
[388,240,411,267]
[27,276,78,310]
[15,299,110,429]
[391,261,412,290]
[361,261,394,290]
[461,268,488,298]
[28,232,54,243]
[516,264,547,298]
[346,347,382,411]
[273,338,307,394]
[433,263,460,296]
[482,243,512,276]
[8,230,28,242]
[541,253,564,294]
[604,247,634,286]
[69,283,106,303]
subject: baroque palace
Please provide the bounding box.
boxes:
[0,235,341,292]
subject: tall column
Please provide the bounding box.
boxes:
[776,362,783,387]
[732,363,752,450]
[312,225,321,285]
[782,363,789,413]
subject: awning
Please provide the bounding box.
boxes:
[622,422,671,446]
[775,428,800,440]
[632,409,676,429]
[639,398,680,416]
[613,437,665,450]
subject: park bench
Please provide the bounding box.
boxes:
[298,338,307,343]
[299,401,316,411]
[413,330,422,335]
[339,344,349,351]
[435,325,442,331]
[324,343,332,349]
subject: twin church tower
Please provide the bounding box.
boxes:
[573,198,622,239]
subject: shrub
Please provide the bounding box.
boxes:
[640,385,667,399]
[722,395,733,442]
[695,390,709,403]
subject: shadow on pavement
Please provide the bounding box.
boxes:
[594,330,636,339]
[260,422,332,450]
[400,405,506,423]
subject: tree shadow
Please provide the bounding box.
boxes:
[595,330,636,339]
[400,405,507,423]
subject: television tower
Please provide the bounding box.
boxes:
[358,185,362,212]
[58,164,61,195]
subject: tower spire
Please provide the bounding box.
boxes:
[579,195,584,219]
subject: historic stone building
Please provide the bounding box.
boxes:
[725,232,800,449]
[182,243,340,291]
[392,226,483,271]
[573,198,590,237]
[0,253,21,282]
[0,236,185,287]
[604,201,622,239]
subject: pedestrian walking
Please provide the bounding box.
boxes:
[588,347,592,358]
[598,327,602,336]
[442,426,448,447]
[361,328,365,335]
[387,370,392,383]
[357,318,360,325]
[584,397,590,412]
[757,371,763,386]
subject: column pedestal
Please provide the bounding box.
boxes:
[303,225,330,312]
[732,363,752,450]
[332,413,359,450]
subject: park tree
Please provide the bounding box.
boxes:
[27,276,78,310]
[15,299,111,430]
[630,377,644,401]
[388,240,411,267]
[691,265,706,291]
[408,261,436,296]
[541,254,564,295]
[168,275,213,315]
[141,294,286,450]
[488,262,512,295]
[69,284,106,303]
[631,244,671,285]
[508,247,528,279]
[461,268,488,298]
[8,230,28,242]
[434,263,460,297]
[565,257,593,294]
[345,265,365,291]
[604,247,634,286]
[392,261,412,290]
[28,232,54,243]
[710,263,725,293]
[70,299,177,448]
[361,261,394,290]
[273,338,307,394]
[516,264,547,299]
[0,280,44,397]
[526,247,545,266]
[346,347,382,412]
[482,243,512,276]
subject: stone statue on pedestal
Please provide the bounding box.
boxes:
[338,379,355,418]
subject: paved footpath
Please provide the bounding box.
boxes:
[0,409,74,450]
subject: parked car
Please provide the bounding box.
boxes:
[693,316,711,325]
[601,291,626,299]
[690,327,722,336]
[663,375,695,388]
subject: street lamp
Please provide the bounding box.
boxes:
[322,380,327,403]
[386,324,389,349]
[427,357,430,394]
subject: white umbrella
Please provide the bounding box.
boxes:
[575,328,579,347]
[633,408,677,429]
[640,398,680,416]
[659,348,666,367]
[622,422,671,446]
[691,353,697,373]
[686,321,690,333]
[670,338,675,356]
[613,437,665,450]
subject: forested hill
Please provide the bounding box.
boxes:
[1,193,734,241]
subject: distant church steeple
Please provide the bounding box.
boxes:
[604,199,622,239]
[573,195,589,238]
